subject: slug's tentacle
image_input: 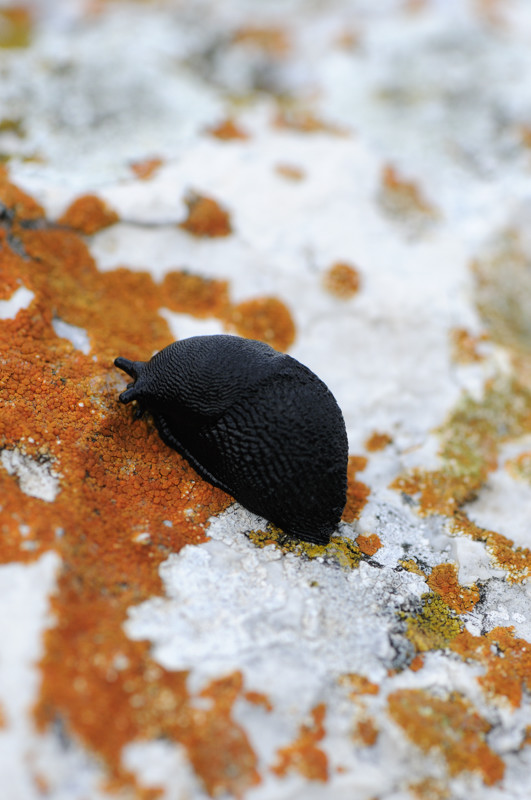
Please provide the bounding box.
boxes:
[114,335,348,545]
[114,357,146,405]
[114,357,145,381]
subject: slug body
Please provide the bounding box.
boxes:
[115,335,348,545]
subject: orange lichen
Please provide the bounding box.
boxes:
[322,261,361,300]
[409,777,449,800]
[342,455,370,523]
[0,164,44,219]
[179,192,232,238]
[338,673,380,697]
[207,119,249,141]
[161,271,230,319]
[451,627,531,709]
[450,512,531,584]
[518,125,531,149]
[0,702,5,728]
[378,165,439,234]
[427,563,479,614]
[274,108,347,136]
[365,431,392,452]
[244,691,273,712]
[58,194,119,235]
[449,327,486,364]
[130,157,164,180]
[226,296,296,352]
[275,163,305,181]
[409,654,425,672]
[473,0,507,25]
[388,689,505,786]
[189,673,261,797]
[354,717,378,747]
[0,169,272,797]
[233,25,290,56]
[272,704,328,782]
[392,469,466,517]
[335,29,361,51]
[0,252,23,298]
[356,533,381,557]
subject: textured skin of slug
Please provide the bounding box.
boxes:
[115,335,348,544]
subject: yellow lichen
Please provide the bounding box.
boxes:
[247,527,362,570]
[399,559,427,577]
[0,7,32,48]
[402,593,462,653]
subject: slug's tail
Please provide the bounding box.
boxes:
[114,357,146,409]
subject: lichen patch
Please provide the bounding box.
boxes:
[450,512,531,584]
[226,296,295,352]
[391,378,531,527]
[402,593,462,653]
[246,527,362,570]
[342,455,370,523]
[58,194,119,235]
[388,689,505,786]
[322,261,361,300]
[272,704,328,782]
[427,563,479,614]
[179,192,232,238]
[451,626,531,709]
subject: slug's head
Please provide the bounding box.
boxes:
[114,356,148,418]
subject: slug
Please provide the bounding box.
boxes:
[114,335,348,545]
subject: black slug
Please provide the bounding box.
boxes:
[114,335,348,545]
